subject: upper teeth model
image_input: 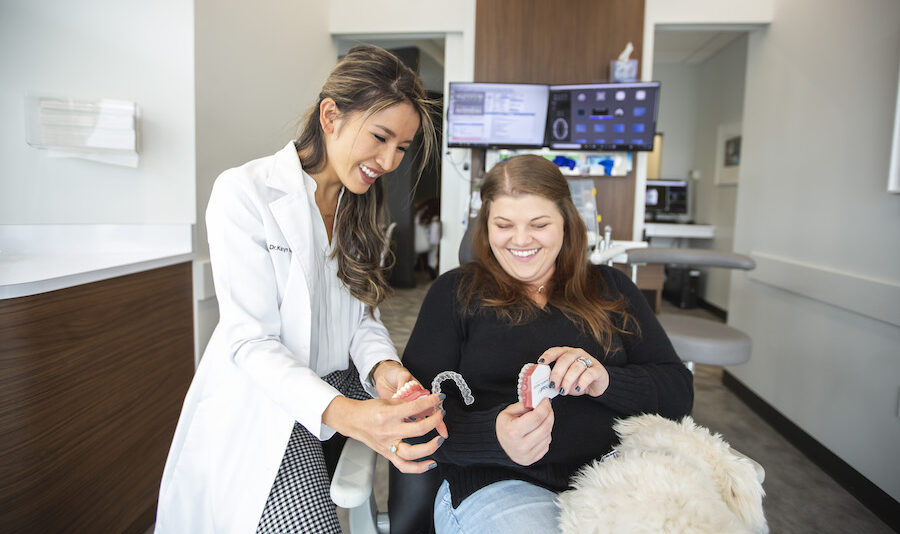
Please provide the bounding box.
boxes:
[510,249,538,257]
[359,164,379,178]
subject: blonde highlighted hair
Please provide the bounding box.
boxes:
[296,45,438,310]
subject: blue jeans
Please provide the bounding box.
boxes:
[433,479,561,534]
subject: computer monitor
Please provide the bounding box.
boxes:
[447,82,549,148]
[645,179,689,222]
[546,82,660,151]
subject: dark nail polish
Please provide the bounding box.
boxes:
[575,385,581,392]
[441,408,446,418]
[428,462,438,470]
[409,416,416,422]
[559,388,565,395]
[549,381,555,389]
[438,437,445,445]
[538,358,545,363]
[438,393,447,401]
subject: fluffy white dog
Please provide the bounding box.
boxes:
[557,414,767,534]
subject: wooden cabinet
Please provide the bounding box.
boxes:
[615,263,665,314]
[0,263,194,533]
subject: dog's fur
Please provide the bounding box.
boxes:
[557,414,767,534]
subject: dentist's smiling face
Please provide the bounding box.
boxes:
[325,101,420,195]
[487,193,564,288]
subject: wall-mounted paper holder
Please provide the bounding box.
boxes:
[25,95,140,167]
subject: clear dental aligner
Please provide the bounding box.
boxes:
[431,371,475,405]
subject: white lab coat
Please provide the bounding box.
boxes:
[155,142,398,533]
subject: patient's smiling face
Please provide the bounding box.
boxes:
[488,193,564,289]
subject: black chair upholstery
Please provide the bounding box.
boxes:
[457,222,474,265]
[388,465,441,534]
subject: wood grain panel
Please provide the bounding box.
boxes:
[0,263,194,533]
[592,174,636,241]
[474,0,644,84]
[615,263,665,313]
[474,0,646,238]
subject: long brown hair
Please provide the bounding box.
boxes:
[296,45,437,310]
[458,155,637,352]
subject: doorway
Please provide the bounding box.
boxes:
[650,28,750,313]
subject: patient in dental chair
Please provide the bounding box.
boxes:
[401,155,694,534]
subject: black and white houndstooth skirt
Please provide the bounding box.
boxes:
[256,365,371,534]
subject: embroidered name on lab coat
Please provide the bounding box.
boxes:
[267,243,291,253]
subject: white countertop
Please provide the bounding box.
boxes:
[1,224,193,300]
[644,222,715,239]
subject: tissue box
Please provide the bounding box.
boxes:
[610,59,638,83]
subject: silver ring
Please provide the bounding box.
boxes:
[577,356,593,369]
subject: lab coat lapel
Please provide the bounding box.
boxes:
[267,142,315,289]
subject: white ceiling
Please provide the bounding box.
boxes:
[653,30,745,65]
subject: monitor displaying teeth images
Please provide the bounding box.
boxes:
[546,81,660,152]
[447,82,550,149]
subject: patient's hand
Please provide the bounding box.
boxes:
[496,399,554,466]
[539,346,610,398]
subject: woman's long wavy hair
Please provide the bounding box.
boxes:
[296,45,437,311]
[458,155,637,353]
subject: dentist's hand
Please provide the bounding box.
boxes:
[372,360,448,437]
[496,398,554,466]
[372,360,414,398]
[323,393,447,474]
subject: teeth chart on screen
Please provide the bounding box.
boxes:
[547,82,659,152]
[447,81,659,153]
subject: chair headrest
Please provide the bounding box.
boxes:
[625,247,756,270]
[458,222,475,265]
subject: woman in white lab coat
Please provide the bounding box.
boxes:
[155,45,446,533]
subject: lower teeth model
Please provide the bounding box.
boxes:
[517,363,559,410]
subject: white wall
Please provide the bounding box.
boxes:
[653,64,700,178]
[330,0,475,36]
[731,0,900,500]
[690,36,747,309]
[0,0,195,224]
[194,0,336,260]
[192,0,337,358]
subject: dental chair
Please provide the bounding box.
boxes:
[331,438,439,534]
[332,238,763,534]
[620,247,756,373]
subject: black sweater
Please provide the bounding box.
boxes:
[402,265,693,508]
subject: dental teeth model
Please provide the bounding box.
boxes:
[392,380,433,422]
[393,379,430,402]
[517,363,559,410]
[392,371,474,422]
